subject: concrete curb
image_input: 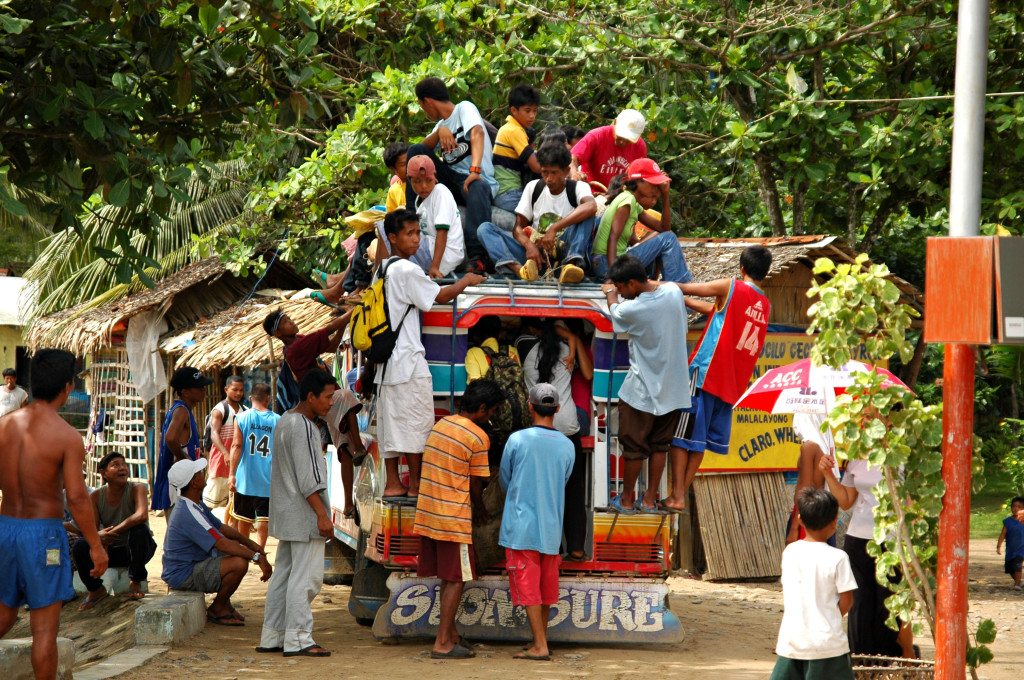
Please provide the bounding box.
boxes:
[134,592,206,645]
[0,637,75,679]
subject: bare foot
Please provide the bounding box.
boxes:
[382,487,408,498]
[324,273,344,289]
[79,588,109,611]
[660,496,686,513]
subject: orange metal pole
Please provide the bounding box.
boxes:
[935,343,975,677]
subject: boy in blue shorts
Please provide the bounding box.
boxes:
[997,495,1024,590]
[662,245,772,512]
[0,349,108,679]
[229,383,280,551]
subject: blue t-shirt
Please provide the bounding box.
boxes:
[1004,516,1024,559]
[610,284,691,415]
[161,497,224,588]
[235,408,280,498]
[499,426,575,554]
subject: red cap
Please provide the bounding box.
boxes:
[626,158,670,185]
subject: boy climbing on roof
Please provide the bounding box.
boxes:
[661,244,772,512]
[478,142,596,283]
[492,84,542,213]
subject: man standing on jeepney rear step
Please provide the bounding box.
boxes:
[602,256,691,514]
[413,379,504,659]
[0,349,109,680]
[406,76,497,273]
[375,210,484,499]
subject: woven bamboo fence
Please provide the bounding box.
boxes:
[693,472,790,580]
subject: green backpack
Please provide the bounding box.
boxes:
[481,345,531,440]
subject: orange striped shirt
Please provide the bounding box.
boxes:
[413,415,490,543]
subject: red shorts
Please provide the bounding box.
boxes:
[418,536,477,583]
[505,549,561,606]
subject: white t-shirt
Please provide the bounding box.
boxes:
[841,459,882,540]
[775,540,858,660]
[415,183,465,276]
[431,101,498,196]
[515,179,595,231]
[0,384,28,417]
[523,343,580,437]
[376,258,440,386]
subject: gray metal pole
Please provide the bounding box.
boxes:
[947,0,989,237]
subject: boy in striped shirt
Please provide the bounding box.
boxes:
[413,379,504,659]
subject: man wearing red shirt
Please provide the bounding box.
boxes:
[263,310,351,413]
[570,109,648,190]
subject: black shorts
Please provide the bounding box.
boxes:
[617,401,682,460]
[231,493,269,523]
[1005,556,1024,576]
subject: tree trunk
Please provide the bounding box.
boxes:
[725,83,786,236]
[846,185,862,244]
[791,178,809,234]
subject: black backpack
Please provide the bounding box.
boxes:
[531,178,579,209]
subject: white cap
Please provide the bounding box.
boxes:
[168,457,208,506]
[613,109,646,143]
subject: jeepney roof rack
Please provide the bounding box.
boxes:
[462,278,608,307]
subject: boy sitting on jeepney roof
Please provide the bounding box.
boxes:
[477,142,596,283]
[591,158,692,284]
[408,155,467,278]
[384,142,409,213]
[492,84,542,213]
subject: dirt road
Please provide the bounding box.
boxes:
[10,515,1023,679]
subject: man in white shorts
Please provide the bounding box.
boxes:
[376,208,484,498]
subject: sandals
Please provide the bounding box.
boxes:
[430,643,475,659]
[608,495,636,515]
[656,499,685,515]
[207,612,244,627]
[513,651,551,661]
[634,498,664,514]
[283,645,331,657]
[255,646,283,654]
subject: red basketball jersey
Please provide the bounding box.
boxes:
[690,279,770,405]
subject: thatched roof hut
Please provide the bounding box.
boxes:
[26,256,309,354]
[678,235,923,328]
[173,295,340,371]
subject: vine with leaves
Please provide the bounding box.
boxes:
[807,254,993,675]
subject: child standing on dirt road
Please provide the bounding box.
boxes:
[996,495,1024,590]
[771,487,857,680]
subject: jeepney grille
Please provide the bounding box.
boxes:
[595,542,665,563]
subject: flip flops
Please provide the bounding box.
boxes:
[656,499,685,515]
[206,612,244,626]
[255,646,283,654]
[513,651,551,661]
[634,498,664,515]
[608,495,636,515]
[430,643,475,659]
[283,645,331,657]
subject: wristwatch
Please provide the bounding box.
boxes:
[251,551,261,563]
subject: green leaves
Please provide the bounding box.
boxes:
[198,4,220,36]
[967,619,997,669]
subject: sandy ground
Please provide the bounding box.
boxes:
[7,515,1024,679]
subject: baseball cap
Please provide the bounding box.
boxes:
[626,158,670,185]
[170,366,213,390]
[407,154,437,180]
[167,457,208,506]
[528,383,560,407]
[613,109,646,143]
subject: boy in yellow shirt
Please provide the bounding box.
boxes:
[493,85,542,213]
[384,142,409,212]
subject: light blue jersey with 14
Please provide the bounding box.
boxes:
[235,408,280,498]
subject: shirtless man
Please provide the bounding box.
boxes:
[0,349,108,680]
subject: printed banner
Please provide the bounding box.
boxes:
[372,573,683,644]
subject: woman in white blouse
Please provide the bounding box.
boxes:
[820,454,916,659]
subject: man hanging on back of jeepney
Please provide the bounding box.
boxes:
[262,308,352,414]
[153,366,213,513]
[602,257,691,514]
[406,77,497,274]
[661,245,773,512]
[376,209,484,499]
